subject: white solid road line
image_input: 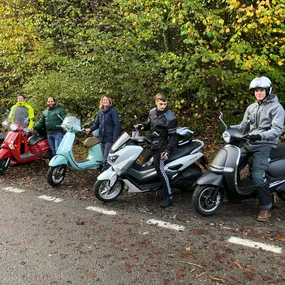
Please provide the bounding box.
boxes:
[228,236,282,254]
[146,218,185,232]
[86,206,117,216]
[3,187,26,193]
[38,195,63,203]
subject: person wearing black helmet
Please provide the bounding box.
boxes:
[231,76,285,222]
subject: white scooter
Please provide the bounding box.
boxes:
[93,126,208,202]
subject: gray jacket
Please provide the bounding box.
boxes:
[231,94,285,147]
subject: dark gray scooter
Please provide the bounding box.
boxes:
[192,113,285,216]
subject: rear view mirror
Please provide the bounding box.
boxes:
[2,120,8,127]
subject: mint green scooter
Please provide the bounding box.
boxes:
[47,115,103,186]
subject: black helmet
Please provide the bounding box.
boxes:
[249,76,272,96]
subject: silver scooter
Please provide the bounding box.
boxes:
[192,113,285,216]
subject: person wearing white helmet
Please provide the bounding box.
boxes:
[231,76,285,222]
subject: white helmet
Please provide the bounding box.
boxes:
[249,76,272,96]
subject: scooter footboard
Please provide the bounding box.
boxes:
[197,171,224,187]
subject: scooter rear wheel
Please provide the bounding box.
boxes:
[94,179,123,202]
[192,185,223,216]
[47,165,67,186]
[0,158,10,175]
[276,192,285,202]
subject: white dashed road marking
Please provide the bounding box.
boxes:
[38,195,63,203]
[86,206,117,216]
[3,187,26,193]
[146,219,185,232]
[2,185,283,253]
[228,236,282,254]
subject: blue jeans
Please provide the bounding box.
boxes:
[101,142,113,170]
[47,132,63,157]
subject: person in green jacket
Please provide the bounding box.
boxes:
[9,95,35,128]
[33,97,66,157]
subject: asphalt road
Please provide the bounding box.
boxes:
[0,161,285,285]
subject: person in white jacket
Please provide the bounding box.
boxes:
[231,76,284,222]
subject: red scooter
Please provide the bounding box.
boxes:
[0,119,50,174]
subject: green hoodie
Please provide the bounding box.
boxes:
[34,105,66,133]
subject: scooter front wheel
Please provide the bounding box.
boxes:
[94,179,123,202]
[192,185,223,216]
[0,158,10,175]
[47,165,67,186]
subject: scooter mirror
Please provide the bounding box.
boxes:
[219,112,228,129]
[2,120,8,127]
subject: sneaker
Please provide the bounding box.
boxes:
[256,209,271,222]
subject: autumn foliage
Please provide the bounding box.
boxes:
[0,0,284,139]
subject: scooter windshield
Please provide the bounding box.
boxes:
[61,115,81,132]
[110,132,130,152]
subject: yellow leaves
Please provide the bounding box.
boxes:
[229,0,240,8]
[260,16,270,24]
[277,61,284,66]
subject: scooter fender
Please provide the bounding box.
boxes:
[196,171,224,187]
[0,147,12,160]
[97,168,118,187]
[49,155,68,167]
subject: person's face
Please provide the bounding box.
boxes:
[47,97,56,109]
[17,96,25,103]
[254,88,266,102]
[156,99,167,111]
[101,96,110,108]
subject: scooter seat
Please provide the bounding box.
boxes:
[270,143,285,160]
[28,135,46,146]
[167,141,201,163]
[84,137,100,148]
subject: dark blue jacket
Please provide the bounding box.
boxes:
[90,106,120,143]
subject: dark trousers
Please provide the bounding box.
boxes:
[143,149,172,197]
[239,144,272,209]
[101,141,113,170]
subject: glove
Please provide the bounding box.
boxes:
[135,123,144,130]
[161,151,169,161]
[248,134,262,142]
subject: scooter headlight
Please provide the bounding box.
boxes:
[10,123,19,131]
[222,131,231,143]
[108,155,119,164]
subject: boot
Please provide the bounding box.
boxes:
[159,195,173,208]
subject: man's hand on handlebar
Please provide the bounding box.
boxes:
[248,134,261,142]
[134,123,144,130]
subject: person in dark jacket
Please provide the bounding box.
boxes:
[86,96,120,171]
[138,93,178,208]
[231,76,285,222]
[33,97,66,157]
